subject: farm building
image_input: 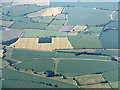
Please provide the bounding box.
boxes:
[12,0,49,6]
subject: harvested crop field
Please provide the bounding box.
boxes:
[0,50,3,58]
[27,7,63,17]
[80,83,111,88]
[72,25,87,32]
[9,37,73,51]
[74,74,105,85]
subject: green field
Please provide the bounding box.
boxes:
[11,22,48,29]
[95,50,118,56]
[110,81,119,88]
[50,20,67,25]
[55,14,66,20]
[68,33,103,49]
[46,25,62,31]
[11,49,55,62]
[3,69,78,88]
[100,30,118,49]
[15,59,53,72]
[63,7,112,25]
[2,16,31,22]
[31,16,54,23]
[58,60,117,75]
[7,5,43,16]
[57,52,110,60]
[24,29,66,38]
[0,20,15,27]
[102,69,118,82]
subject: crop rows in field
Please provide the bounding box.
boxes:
[3,68,77,88]
[57,60,117,75]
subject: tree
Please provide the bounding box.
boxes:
[44,70,55,77]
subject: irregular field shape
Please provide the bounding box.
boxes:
[100,30,118,49]
[27,7,63,17]
[9,37,73,51]
[63,7,112,25]
[3,69,77,88]
[58,60,117,74]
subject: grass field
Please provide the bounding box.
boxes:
[11,22,48,29]
[31,16,54,23]
[50,20,67,25]
[68,33,103,49]
[55,14,66,20]
[11,49,55,62]
[0,20,15,27]
[95,50,118,56]
[15,59,53,72]
[57,52,110,60]
[110,81,119,88]
[58,60,117,75]
[7,5,43,16]
[63,7,112,25]
[46,25,62,31]
[100,30,118,49]
[102,69,118,82]
[2,16,31,22]
[24,29,66,38]
[3,68,78,88]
